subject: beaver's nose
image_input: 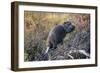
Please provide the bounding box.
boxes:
[71,25,75,30]
[73,25,75,29]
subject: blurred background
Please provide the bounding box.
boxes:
[24,11,90,61]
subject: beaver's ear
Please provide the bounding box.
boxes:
[63,22,67,25]
[63,21,71,25]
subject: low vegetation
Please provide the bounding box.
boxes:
[24,11,90,61]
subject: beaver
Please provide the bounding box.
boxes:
[45,21,75,54]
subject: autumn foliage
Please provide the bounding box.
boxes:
[24,11,90,61]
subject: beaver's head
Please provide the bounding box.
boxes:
[63,21,75,33]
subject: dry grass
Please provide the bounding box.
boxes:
[24,11,90,61]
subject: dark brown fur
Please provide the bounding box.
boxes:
[45,21,75,54]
